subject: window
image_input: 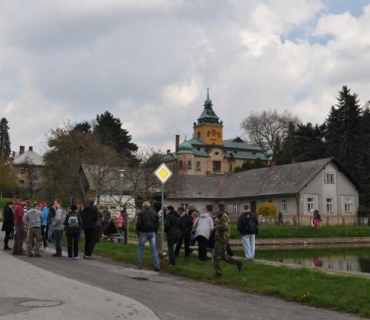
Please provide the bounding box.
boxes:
[281,199,287,212]
[307,197,314,212]
[196,161,201,171]
[19,180,25,187]
[324,173,335,184]
[20,168,25,174]
[213,161,221,173]
[178,161,183,169]
[326,198,333,212]
[188,160,192,170]
[345,202,352,213]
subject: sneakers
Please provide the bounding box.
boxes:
[28,254,34,257]
[34,254,42,258]
[84,255,95,260]
[66,257,74,260]
[52,253,62,257]
[44,247,49,252]
[3,247,12,251]
[153,267,160,272]
[134,265,143,270]
[236,260,243,272]
[74,256,80,260]
[212,273,222,279]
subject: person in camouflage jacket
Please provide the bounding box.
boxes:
[212,202,243,278]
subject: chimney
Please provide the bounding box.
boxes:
[175,134,180,152]
[19,146,25,155]
[29,146,33,152]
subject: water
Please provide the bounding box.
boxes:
[256,247,370,274]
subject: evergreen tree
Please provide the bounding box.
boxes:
[358,107,370,205]
[73,121,92,133]
[325,86,363,181]
[94,111,138,162]
[0,118,11,158]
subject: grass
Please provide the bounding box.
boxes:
[85,237,370,318]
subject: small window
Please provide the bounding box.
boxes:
[324,173,335,184]
[19,180,25,187]
[20,168,25,174]
[345,202,352,213]
[281,199,287,213]
[307,197,314,212]
[215,151,219,155]
[213,161,221,173]
[188,160,192,170]
[326,198,333,213]
[196,161,201,171]
[179,161,183,169]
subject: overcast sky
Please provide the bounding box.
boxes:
[1,0,370,156]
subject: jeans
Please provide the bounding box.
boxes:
[66,232,80,258]
[84,228,97,256]
[54,230,63,254]
[137,232,160,269]
[13,225,25,254]
[241,234,256,259]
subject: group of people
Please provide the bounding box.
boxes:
[2,198,102,260]
[135,201,259,278]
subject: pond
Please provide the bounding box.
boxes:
[256,247,370,274]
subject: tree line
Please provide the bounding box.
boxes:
[240,86,370,206]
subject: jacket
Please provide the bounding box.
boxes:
[237,210,259,235]
[80,205,99,230]
[52,208,66,231]
[164,210,182,235]
[193,213,213,240]
[14,203,25,226]
[179,213,193,236]
[1,205,14,232]
[22,208,43,228]
[136,207,159,233]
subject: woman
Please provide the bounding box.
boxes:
[2,201,15,250]
[63,204,82,260]
[313,210,322,228]
[117,211,124,234]
[193,206,214,261]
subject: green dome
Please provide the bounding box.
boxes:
[177,140,194,154]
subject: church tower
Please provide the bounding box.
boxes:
[193,89,223,145]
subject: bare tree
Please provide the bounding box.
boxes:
[240,109,300,154]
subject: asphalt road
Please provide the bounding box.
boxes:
[0,228,365,320]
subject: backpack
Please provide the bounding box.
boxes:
[68,215,79,228]
[245,212,257,234]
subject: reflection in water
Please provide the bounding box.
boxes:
[274,255,370,272]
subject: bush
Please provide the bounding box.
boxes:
[258,202,277,218]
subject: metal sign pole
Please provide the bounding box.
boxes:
[161,184,164,253]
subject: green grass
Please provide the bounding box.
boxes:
[85,238,370,317]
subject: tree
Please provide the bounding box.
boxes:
[0,156,17,195]
[258,202,277,218]
[325,86,363,180]
[43,124,123,202]
[0,118,11,158]
[94,111,138,162]
[240,110,300,154]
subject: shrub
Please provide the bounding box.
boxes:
[258,202,277,217]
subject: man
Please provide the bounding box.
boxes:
[164,205,181,266]
[22,202,43,257]
[135,201,160,271]
[2,201,15,250]
[212,202,243,278]
[237,204,259,260]
[52,199,65,257]
[80,198,99,260]
[12,199,29,255]
[175,207,193,258]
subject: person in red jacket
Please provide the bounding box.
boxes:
[12,199,30,255]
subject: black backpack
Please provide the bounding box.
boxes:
[245,212,258,234]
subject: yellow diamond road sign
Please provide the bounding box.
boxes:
[154,163,172,184]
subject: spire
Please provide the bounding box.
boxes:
[204,88,213,108]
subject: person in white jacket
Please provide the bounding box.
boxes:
[193,205,214,261]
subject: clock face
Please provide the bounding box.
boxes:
[211,129,217,136]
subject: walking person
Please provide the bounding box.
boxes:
[135,201,160,271]
[237,205,259,260]
[22,202,43,257]
[164,205,181,266]
[52,199,65,257]
[175,206,193,258]
[193,205,214,261]
[80,198,99,260]
[64,204,82,260]
[12,199,29,255]
[2,201,15,250]
[212,202,243,278]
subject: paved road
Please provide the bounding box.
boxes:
[0,228,365,320]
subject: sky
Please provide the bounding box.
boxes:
[1,0,370,156]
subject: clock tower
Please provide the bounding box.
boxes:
[193,89,223,145]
